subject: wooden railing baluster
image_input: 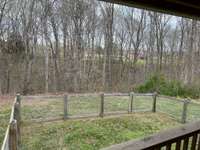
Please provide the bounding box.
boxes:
[197,134,200,150]
[191,133,198,150]
[166,143,172,150]
[183,137,189,150]
[175,139,181,150]
[153,146,162,150]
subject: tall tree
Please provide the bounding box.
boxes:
[101,3,114,91]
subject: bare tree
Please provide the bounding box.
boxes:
[101,3,114,91]
[125,9,146,83]
[0,0,199,94]
[185,20,197,85]
[151,13,171,74]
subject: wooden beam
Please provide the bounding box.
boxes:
[99,0,200,20]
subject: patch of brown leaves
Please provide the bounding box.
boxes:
[0,95,14,107]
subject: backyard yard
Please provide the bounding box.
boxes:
[1,94,200,150]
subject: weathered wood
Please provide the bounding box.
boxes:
[9,104,16,123]
[14,102,20,145]
[101,121,200,150]
[23,93,129,100]
[129,92,134,113]
[191,133,198,150]
[22,95,64,100]
[1,97,19,150]
[9,120,18,150]
[155,146,162,150]
[16,94,21,122]
[99,0,200,20]
[152,92,157,113]
[183,137,189,150]
[63,95,68,120]
[181,99,190,124]
[175,139,181,150]
[197,134,200,150]
[104,93,129,97]
[23,93,156,100]
[2,96,21,150]
[158,95,185,103]
[16,94,21,106]
[131,93,154,97]
[166,143,172,150]
[99,93,104,117]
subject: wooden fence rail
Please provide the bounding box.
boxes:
[21,92,194,124]
[102,121,200,150]
[1,94,21,150]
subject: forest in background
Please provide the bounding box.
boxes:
[0,0,200,95]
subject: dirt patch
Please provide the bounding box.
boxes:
[0,95,14,107]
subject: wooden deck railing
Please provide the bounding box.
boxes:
[1,94,21,150]
[102,121,200,150]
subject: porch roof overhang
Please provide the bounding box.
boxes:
[99,0,200,20]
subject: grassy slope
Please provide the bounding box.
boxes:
[0,105,11,146]
[21,113,180,150]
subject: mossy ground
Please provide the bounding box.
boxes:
[21,113,180,150]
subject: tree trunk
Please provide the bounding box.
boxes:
[44,48,49,93]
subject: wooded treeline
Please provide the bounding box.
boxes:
[0,0,199,95]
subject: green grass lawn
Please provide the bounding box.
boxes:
[21,98,64,121]
[0,105,11,146]
[20,113,180,150]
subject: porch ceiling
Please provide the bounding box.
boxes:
[99,0,200,19]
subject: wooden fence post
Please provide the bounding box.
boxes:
[16,94,21,123]
[64,95,68,120]
[9,120,18,150]
[181,99,190,124]
[16,94,21,107]
[14,102,20,145]
[99,93,104,117]
[152,92,157,113]
[129,92,134,113]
